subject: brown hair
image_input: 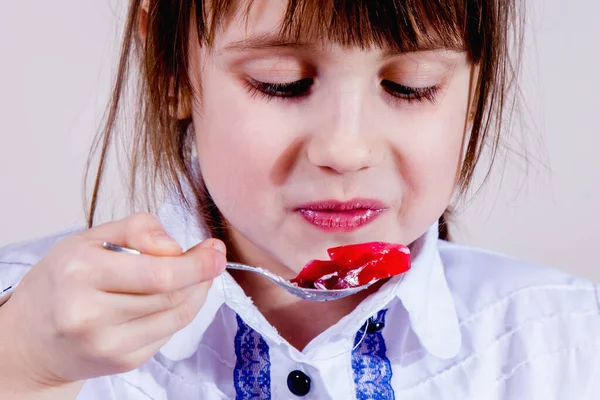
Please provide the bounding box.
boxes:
[86,0,523,245]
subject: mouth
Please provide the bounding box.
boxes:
[295,199,388,232]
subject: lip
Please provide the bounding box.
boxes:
[295,199,388,232]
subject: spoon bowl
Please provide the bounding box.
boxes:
[224,262,374,301]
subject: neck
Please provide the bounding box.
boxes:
[229,269,382,351]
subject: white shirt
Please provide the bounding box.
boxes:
[1,199,599,399]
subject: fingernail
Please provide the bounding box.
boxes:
[211,240,227,255]
[151,231,176,246]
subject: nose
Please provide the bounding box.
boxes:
[306,88,381,174]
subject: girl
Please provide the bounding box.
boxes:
[1,0,599,399]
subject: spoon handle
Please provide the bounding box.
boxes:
[225,262,288,283]
[225,262,259,273]
[227,262,262,273]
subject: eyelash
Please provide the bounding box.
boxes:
[244,78,313,101]
[381,80,440,104]
[244,77,440,104]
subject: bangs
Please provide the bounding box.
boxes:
[200,0,477,57]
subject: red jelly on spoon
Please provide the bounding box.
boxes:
[290,242,411,290]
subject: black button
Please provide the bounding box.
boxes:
[366,321,385,333]
[360,316,385,334]
[287,370,311,396]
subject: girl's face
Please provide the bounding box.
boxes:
[189,0,472,275]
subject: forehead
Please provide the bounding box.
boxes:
[205,0,465,53]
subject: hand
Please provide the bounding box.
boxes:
[0,212,226,389]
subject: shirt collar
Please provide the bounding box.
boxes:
[395,221,462,359]
[156,197,461,361]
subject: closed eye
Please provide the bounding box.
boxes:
[244,78,314,101]
[381,80,440,104]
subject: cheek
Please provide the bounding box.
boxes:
[396,80,470,212]
[191,68,285,222]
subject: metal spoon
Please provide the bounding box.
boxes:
[102,242,374,302]
[0,242,375,308]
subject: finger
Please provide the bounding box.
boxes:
[112,336,171,374]
[84,212,183,257]
[127,336,171,368]
[104,283,208,323]
[95,239,227,294]
[115,282,211,350]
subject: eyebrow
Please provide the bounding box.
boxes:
[222,32,317,53]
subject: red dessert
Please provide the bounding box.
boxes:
[290,242,411,290]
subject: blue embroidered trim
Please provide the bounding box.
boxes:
[352,309,395,400]
[234,315,271,399]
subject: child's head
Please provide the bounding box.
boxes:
[89,0,520,271]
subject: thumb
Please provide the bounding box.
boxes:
[181,238,228,279]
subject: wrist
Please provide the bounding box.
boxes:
[0,304,81,395]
